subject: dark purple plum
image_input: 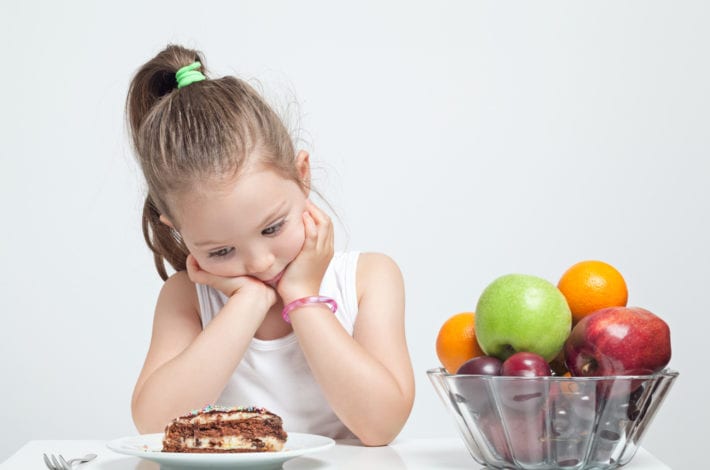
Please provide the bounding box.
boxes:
[502,352,552,377]
[456,355,503,375]
[450,357,503,416]
[497,352,551,412]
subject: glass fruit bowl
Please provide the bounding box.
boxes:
[427,367,678,470]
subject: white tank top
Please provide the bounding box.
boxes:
[196,251,360,439]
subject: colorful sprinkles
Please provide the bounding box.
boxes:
[184,404,268,417]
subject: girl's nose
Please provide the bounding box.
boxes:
[244,250,275,276]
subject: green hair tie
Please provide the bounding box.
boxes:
[176,61,206,89]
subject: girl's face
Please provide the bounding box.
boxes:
[167,165,309,286]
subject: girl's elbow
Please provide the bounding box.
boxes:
[131,406,150,435]
[131,397,163,434]
[133,413,166,435]
[357,416,408,446]
[358,431,397,447]
[356,409,411,447]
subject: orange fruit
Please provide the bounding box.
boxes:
[557,260,628,324]
[436,312,485,374]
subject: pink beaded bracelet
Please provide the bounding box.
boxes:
[282,296,338,323]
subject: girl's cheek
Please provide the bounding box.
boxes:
[282,221,306,260]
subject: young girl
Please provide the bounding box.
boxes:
[125,45,415,446]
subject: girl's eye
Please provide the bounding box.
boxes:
[208,247,235,258]
[262,219,286,236]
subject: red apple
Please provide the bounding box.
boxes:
[564,306,671,377]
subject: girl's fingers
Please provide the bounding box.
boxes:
[324,219,334,247]
[187,254,218,286]
[303,211,318,245]
[185,254,202,281]
[306,200,331,232]
[303,200,333,252]
[187,254,268,298]
[306,199,328,224]
[317,214,332,251]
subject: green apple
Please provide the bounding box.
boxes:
[475,274,571,362]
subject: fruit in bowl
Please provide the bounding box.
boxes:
[436,312,485,374]
[457,355,502,376]
[564,306,671,377]
[501,352,552,377]
[475,274,572,362]
[431,260,677,469]
[499,352,552,412]
[557,260,628,325]
[454,356,504,412]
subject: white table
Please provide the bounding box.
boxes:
[1,438,670,469]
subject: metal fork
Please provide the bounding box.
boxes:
[43,453,97,470]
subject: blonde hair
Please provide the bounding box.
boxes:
[125,44,301,280]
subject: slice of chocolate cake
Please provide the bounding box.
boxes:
[162,405,288,453]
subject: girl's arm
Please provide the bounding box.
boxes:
[289,252,414,446]
[291,252,414,445]
[131,270,273,433]
[279,201,414,446]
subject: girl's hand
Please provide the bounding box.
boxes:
[186,254,277,311]
[277,200,334,304]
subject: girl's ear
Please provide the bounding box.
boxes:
[295,150,311,194]
[159,214,175,229]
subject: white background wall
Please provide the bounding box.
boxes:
[1,1,708,467]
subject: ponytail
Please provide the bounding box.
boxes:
[141,195,188,281]
[127,45,207,280]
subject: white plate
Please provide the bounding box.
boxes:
[107,432,335,469]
